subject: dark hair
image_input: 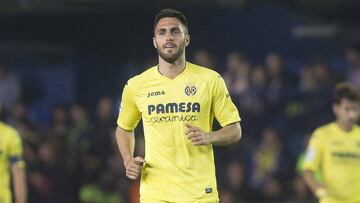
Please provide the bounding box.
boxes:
[154,8,188,32]
[334,82,360,104]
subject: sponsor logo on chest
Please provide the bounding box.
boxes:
[148,102,200,115]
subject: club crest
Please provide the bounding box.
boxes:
[185,84,197,96]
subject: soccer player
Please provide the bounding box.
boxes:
[115,8,242,203]
[0,104,27,203]
[302,82,360,203]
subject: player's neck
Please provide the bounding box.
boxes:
[335,120,353,132]
[158,57,186,79]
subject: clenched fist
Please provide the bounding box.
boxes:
[185,123,211,146]
[125,156,145,180]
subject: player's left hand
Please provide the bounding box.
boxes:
[185,123,211,146]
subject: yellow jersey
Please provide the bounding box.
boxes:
[117,62,240,202]
[0,121,25,203]
[302,122,360,203]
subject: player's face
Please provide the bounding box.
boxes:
[153,17,190,63]
[333,98,360,128]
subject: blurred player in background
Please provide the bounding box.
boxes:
[115,8,241,203]
[302,82,360,203]
[0,103,27,203]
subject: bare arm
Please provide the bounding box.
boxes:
[303,170,327,198]
[185,122,241,146]
[115,127,144,180]
[11,164,27,203]
[210,122,241,146]
[115,126,135,164]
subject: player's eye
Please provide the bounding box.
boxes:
[173,30,181,34]
[157,30,166,35]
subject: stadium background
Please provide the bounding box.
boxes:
[1,0,360,202]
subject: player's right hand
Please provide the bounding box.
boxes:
[125,156,145,180]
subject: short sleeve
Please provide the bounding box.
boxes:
[8,129,25,168]
[117,80,141,131]
[211,74,241,127]
[302,130,323,172]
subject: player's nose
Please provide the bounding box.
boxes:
[165,33,174,41]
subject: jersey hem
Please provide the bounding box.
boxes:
[219,118,241,127]
[117,123,134,131]
[140,195,219,203]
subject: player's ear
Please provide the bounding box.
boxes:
[332,103,338,115]
[153,37,157,49]
[185,34,190,47]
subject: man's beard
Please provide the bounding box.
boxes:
[156,41,185,63]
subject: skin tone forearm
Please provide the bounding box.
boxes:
[115,127,144,180]
[116,127,135,164]
[11,165,27,203]
[185,122,241,146]
[303,170,327,198]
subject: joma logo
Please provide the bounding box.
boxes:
[147,91,165,98]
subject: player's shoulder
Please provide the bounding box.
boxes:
[0,121,20,139]
[126,66,157,87]
[312,122,336,139]
[188,62,221,79]
[353,124,360,133]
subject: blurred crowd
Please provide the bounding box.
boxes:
[1,43,360,203]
